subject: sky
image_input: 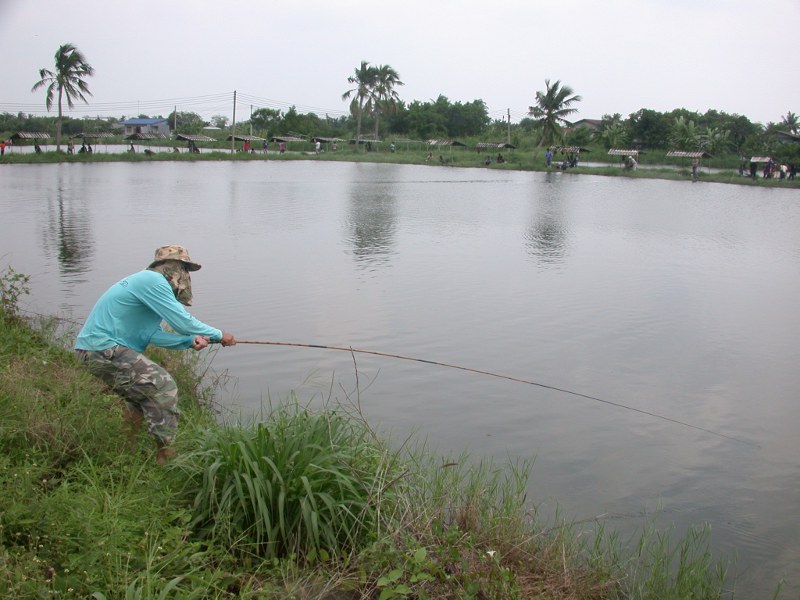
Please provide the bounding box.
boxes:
[1,0,798,127]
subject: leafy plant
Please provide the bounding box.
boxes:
[0,265,30,320]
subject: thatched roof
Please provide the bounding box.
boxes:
[311,136,344,143]
[271,135,306,143]
[749,156,773,163]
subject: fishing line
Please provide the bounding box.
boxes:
[18,305,753,447]
[233,340,755,446]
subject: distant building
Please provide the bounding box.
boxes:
[569,118,603,131]
[120,118,170,136]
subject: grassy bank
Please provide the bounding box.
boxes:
[0,267,739,598]
[2,146,798,189]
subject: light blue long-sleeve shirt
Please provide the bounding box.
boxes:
[75,270,222,352]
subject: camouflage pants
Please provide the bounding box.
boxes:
[76,346,179,445]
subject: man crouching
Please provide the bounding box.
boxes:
[75,245,236,464]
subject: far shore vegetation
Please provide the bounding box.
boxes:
[3,45,798,188]
[1,139,798,189]
[0,262,783,597]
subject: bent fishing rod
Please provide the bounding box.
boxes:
[229,339,754,446]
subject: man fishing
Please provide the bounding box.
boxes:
[75,245,236,464]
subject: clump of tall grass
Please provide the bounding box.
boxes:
[171,400,401,561]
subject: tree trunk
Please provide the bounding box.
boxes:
[56,86,63,151]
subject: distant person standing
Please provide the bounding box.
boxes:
[691,157,699,180]
[1,140,6,156]
[545,148,553,167]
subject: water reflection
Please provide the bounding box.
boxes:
[45,166,94,280]
[525,174,568,265]
[345,183,397,268]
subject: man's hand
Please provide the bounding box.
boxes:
[192,335,210,351]
[220,332,237,347]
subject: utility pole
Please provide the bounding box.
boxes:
[173,105,177,134]
[507,109,511,145]
[231,90,237,154]
[250,104,253,136]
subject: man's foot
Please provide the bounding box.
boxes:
[155,447,176,465]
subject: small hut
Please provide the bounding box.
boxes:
[125,132,167,153]
[476,142,516,152]
[176,133,215,153]
[71,132,115,153]
[311,136,345,152]
[270,135,306,153]
[608,148,644,167]
[427,139,466,158]
[227,134,266,153]
[9,132,51,153]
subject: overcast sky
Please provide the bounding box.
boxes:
[1,0,797,126]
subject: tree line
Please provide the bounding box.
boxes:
[10,43,799,164]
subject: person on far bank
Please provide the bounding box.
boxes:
[74,245,237,464]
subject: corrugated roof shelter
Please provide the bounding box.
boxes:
[176,134,215,143]
[10,132,50,141]
[427,139,466,147]
[125,133,167,140]
[71,132,115,140]
[271,136,306,143]
[666,150,712,158]
[476,142,516,150]
[608,148,643,157]
[227,134,266,141]
[549,146,591,154]
[749,156,773,163]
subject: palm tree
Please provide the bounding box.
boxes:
[342,61,377,150]
[781,111,799,134]
[31,43,95,151]
[528,79,582,154]
[371,64,403,140]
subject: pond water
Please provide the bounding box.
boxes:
[1,160,798,596]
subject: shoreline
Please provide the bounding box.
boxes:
[2,147,798,189]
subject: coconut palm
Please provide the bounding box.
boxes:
[528,79,582,153]
[781,111,799,134]
[342,61,377,150]
[31,43,95,151]
[371,64,403,140]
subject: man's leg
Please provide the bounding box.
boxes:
[119,349,180,463]
[78,346,180,463]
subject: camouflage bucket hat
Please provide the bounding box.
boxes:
[148,245,202,271]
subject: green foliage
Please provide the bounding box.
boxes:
[0,265,30,319]
[172,401,399,560]
[619,523,727,600]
